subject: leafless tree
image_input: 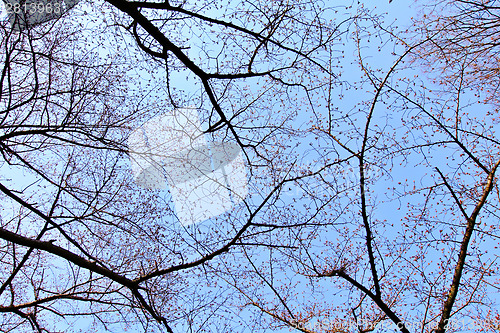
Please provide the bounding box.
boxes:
[0,1,499,333]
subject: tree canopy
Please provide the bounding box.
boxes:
[0,1,499,332]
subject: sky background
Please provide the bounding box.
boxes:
[1,1,499,332]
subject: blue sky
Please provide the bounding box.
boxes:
[1,0,499,332]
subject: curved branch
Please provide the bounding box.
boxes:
[435,159,500,333]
